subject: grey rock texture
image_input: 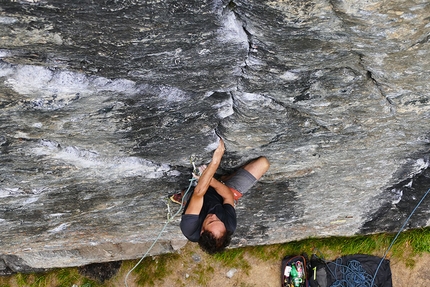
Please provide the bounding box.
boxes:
[0,0,429,271]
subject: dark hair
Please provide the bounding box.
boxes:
[198,230,232,255]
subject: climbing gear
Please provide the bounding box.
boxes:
[169,161,204,206]
[170,190,186,206]
[281,254,309,287]
[190,156,200,177]
[308,254,392,287]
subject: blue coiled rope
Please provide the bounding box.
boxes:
[328,259,375,287]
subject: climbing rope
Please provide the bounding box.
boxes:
[328,259,375,287]
[124,174,196,287]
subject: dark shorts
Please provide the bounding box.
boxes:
[224,168,257,195]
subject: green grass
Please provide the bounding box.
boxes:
[3,227,430,286]
[0,267,101,287]
[404,228,430,253]
[130,252,181,286]
[193,263,215,286]
[214,247,252,274]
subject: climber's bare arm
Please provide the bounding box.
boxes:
[210,177,234,206]
[184,139,225,215]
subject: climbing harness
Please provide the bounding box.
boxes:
[124,162,197,287]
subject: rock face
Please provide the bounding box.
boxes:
[0,0,429,272]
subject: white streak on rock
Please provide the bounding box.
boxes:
[218,10,248,49]
[48,223,69,233]
[22,197,38,205]
[212,97,234,118]
[280,71,299,81]
[33,140,174,179]
[205,137,220,152]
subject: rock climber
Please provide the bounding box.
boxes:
[171,138,270,254]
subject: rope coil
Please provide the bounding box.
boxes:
[329,259,375,287]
